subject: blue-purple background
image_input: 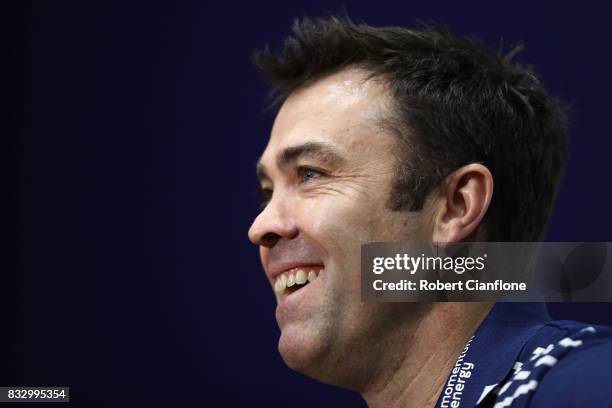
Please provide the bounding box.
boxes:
[9,1,612,406]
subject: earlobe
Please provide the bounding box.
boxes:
[431,164,493,243]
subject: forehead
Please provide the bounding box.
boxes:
[261,69,394,164]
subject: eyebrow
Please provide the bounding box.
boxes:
[256,141,346,182]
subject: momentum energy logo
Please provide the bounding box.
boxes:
[361,242,612,302]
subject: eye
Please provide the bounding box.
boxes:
[257,187,273,209]
[297,166,324,183]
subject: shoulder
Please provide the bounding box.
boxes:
[528,322,612,407]
[493,321,612,407]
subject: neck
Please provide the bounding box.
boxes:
[360,302,493,408]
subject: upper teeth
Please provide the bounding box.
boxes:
[274,268,321,293]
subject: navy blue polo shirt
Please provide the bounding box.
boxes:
[435,303,612,407]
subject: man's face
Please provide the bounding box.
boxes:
[248,69,429,383]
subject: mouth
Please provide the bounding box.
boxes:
[273,266,323,295]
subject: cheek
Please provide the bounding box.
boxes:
[300,201,381,283]
[299,194,389,248]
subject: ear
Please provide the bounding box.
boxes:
[431,163,493,243]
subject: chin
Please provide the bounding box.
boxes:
[277,324,331,378]
[278,327,362,390]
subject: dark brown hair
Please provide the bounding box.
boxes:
[253,16,568,241]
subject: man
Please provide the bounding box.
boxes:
[247,16,612,407]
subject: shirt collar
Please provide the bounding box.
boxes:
[435,302,550,408]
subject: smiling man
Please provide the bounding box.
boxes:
[248,16,612,408]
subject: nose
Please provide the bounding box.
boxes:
[248,194,298,248]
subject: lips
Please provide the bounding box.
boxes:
[273,266,323,293]
[264,236,327,297]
